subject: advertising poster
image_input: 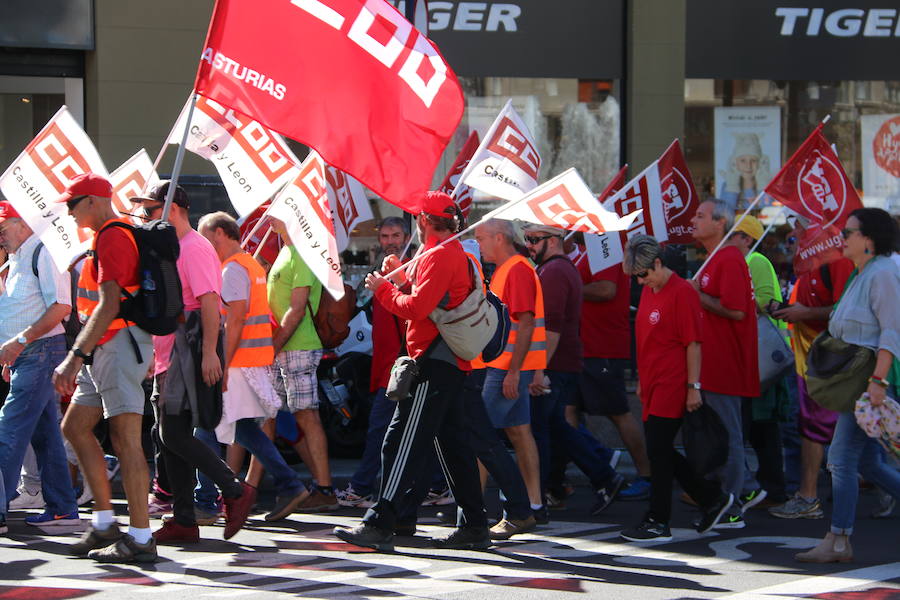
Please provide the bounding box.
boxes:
[861,113,900,214]
[714,106,781,211]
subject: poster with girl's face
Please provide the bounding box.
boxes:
[714,106,781,212]
[861,113,900,214]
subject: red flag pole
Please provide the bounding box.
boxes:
[160,92,199,222]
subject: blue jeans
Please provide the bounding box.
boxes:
[0,335,76,517]
[828,410,900,535]
[195,419,305,511]
[530,370,616,492]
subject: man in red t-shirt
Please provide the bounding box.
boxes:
[334,192,488,552]
[574,252,651,500]
[768,217,854,519]
[52,173,157,563]
[690,199,760,528]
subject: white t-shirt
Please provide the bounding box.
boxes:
[222,260,251,306]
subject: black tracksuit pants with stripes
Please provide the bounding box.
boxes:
[363,358,488,531]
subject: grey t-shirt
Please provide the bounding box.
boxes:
[222,261,251,305]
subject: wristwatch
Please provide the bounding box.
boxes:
[686,382,701,390]
[71,347,92,361]
[16,335,28,345]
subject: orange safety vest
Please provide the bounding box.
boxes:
[221,251,275,368]
[485,254,547,371]
[76,218,141,335]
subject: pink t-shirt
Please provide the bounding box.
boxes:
[154,230,223,374]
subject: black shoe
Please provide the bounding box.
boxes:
[533,505,550,525]
[333,524,394,552]
[0,516,7,535]
[394,522,417,537]
[431,526,491,550]
[696,493,734,534]
[590,473,625,516]
[435,509,457,525]
[620,517,672,542]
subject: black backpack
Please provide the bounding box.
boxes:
[96,220,184,336]
[31,242,82,349]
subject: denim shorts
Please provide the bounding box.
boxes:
[482,367,533,428]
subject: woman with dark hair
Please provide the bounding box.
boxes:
[618,234,733,541]
[797,207,900,563]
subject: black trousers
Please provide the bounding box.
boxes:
[364,358,487,530]
[742,399,787,503]
[152,373,242,527]
[645,415,722,524]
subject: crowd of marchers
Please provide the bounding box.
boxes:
[0,174,898,566]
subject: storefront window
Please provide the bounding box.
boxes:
[432,76,621,218]
[0,92,65,171]
[684,79,900,215]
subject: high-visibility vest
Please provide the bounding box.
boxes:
[485,254,547,371]
[76,218,141,334]
[466,252,488,370]
[222,251,275,368]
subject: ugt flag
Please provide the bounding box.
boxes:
[168,95,299,217]
[582,165,628,273]
[460,99,542,201]
[657,140,699,244]
[268,153,345,301]
[194,0,464,214]
[109,149,160,223]
[438,130,479,219]
[0,106,104,270]
[495,168,640,235]
[765,126,863,275]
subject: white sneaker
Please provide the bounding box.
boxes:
[77,484,94,507]
[9,488,45,510]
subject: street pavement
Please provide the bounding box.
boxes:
[1,478,898,600]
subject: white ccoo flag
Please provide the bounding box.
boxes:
[319,153,373,252]
[167,95,299,216]
[268,153,345,301]
[0,106,105,271]
[109,149,160,223]
[460,99,542,201]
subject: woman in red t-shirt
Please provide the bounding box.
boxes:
[619,235,733,542]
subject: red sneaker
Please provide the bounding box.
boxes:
[223,482,257,540]
[153,519,199,544]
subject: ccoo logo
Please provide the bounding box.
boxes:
[796,149,847,229]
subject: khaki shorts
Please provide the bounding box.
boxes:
[71,327,153,419]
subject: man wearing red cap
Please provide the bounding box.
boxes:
[52,173,157,562]
[334,191,489,552]
[0,200,79,536]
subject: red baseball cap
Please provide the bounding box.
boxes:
[421,191,455,218]
[0,201,21,224]
[55,172,113,204]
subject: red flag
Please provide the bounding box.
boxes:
[765,126,863,274]
[240,203,281,265]
[194,0,464,214]
[438,131,479,219]
[657,140,700,244]
[597,164,627,203]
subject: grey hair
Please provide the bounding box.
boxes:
[481,218,518,244]
[705,199,735,233]
[198,211,240,241]
[623,234,662,275]
[378,216,410,235]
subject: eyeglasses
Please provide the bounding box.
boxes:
[143,203,164,219]
[841,228,859,240]
[66,195,89,211]
[524,234,555,245]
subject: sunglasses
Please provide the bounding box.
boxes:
[143,203,164,218]
[524,234,555,245]
[66,195,89,210]
[841,228,859,240]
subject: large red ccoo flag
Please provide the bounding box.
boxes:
[194,0,464,214]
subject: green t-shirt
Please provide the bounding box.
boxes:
[747,251,787,331]
[267,245,322,351]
